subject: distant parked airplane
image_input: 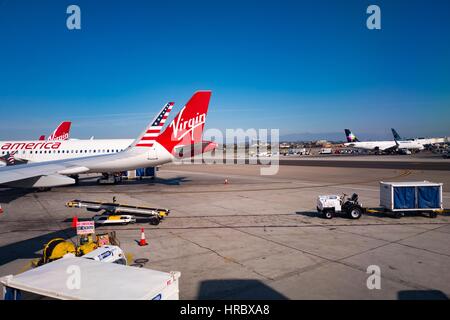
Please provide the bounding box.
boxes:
[344,129,396,152]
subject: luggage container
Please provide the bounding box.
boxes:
[1,255,180,300]
[379,181,443,218]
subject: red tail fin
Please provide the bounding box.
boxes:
[48,121,71,140]
[156,91,212,153]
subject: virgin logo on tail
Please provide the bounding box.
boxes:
[170,107,206,141]
[48,121,71,141]
[49,132,69,140]
[156,91,211,154]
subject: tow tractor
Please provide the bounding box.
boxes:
[66,197,170,225]
[317,193,364,219]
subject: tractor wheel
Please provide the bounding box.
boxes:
[393,212,403,219]
[323,210,333,219]
[348,206,362,219]
[150,217,160,225]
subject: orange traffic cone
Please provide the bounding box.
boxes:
[139,228,148,246]
[71,216,78,228]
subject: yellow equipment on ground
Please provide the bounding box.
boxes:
[38,238,77,266]
[36,231,120,267]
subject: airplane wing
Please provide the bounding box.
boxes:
[0,159,90,188]
[380,143,398,152]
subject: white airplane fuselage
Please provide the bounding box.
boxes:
[3,143,175,188]
[344,141,396,151]
[56,142,174,175]
[0,139,134,164]
[396,140,425,151]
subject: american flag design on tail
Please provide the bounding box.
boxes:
[135,102,174,147]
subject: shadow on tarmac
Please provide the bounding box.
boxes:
[0,188,35,204]
[197,279,289,300]
[70,176,191,188]
[0,227,76,266]
[295,211,321,218]
[398,290,449,300]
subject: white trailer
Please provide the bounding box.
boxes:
[1,255,180,300]
[379,181,443,218]
[319,148,332,154]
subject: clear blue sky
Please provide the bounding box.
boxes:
[0,0,449,140]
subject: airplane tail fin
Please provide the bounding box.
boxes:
[131,102,174,149]
[345,129,359,142]
[391,128,402,141]
[48,121,72,140]
[155,91,212,154]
